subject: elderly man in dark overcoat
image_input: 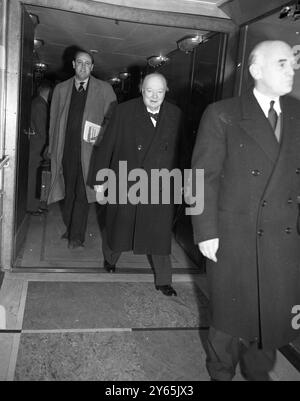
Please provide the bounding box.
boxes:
[48,50,116,248]
[191,40,300,381]
[91,73,182,296]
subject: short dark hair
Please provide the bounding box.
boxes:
[73,49,94,65]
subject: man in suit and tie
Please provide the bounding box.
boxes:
[191,40,300,380]
[91,73,182,296]
[48,50,116,248]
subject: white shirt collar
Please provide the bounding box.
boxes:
[253,88,281,118]
[74,77,89,90]
[146,107,160,114]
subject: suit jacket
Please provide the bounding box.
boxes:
[48,75,116,204]
[191,90,300,349]
[91,97,183,254]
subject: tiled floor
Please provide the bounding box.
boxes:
[14,281,210,381]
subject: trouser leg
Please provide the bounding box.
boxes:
[68,169,89,243]
[96,204,120,265]
[62,164,76,231]
[239,342,276,381]
[101,227,121,265]
[206,326,241,381]
[148,254,172,286]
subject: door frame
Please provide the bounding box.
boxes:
[2,0,237,270]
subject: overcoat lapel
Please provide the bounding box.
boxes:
[263,96,300,196]
[60,78,74,137]
[239,92,280,164]
[82,76,96,129]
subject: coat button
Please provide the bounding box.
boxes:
[252,170,261,176]
[257,229,264,237]
[296,168,300,174]
[285,227,292,234]
[137,145,143,151]
[288,198,293,204]
[262,200,267,207]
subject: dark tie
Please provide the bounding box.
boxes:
[78,81,85,92]
[268,100,278,131]
[148,112,159,122]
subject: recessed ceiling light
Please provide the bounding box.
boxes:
[29,13,39,26]
[34,62,47,71]
[177,35,204,53]
[34,39,44,49]
[147,55,170,68]
[119,72,131,80]
[108,77,121,85]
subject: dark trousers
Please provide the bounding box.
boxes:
[206,326,276,381]
[27,147,42,212]
[62,165,89,243]
[101,227,172,286]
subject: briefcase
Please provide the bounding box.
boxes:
[40,161,51,203]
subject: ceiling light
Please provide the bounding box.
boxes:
[90,49,98,54]
[119,72,131,80]
[34,62,47,72]
[29,13,39,26]
[279,6,293,19]
[108,77,121,85]
[279,1,300,20]
[147,55,169,68]
[34,39,44,49]
[177,35,204,53]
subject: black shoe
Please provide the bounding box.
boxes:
[68,239,84,249]
[61,231,69,240]
[104,260,116,273]
[155,285,177,296]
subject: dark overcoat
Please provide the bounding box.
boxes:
[27,95,49,210]
[48,76,116,204]
[91,97,182,255]
[192,91,300,349]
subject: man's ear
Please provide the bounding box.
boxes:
[72,60,76,70]
[249,63,261,80]
[91,64,94,72]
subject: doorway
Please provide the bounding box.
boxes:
[10,3,230,271]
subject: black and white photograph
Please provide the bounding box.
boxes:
[0,0,300,385]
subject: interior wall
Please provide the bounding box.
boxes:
[1,0,22,269]
[0,2,4,155]
[0,0,5,268]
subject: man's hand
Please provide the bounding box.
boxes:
[94,185,104,193]
[198,238,219,263]
[94,184,105,202]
